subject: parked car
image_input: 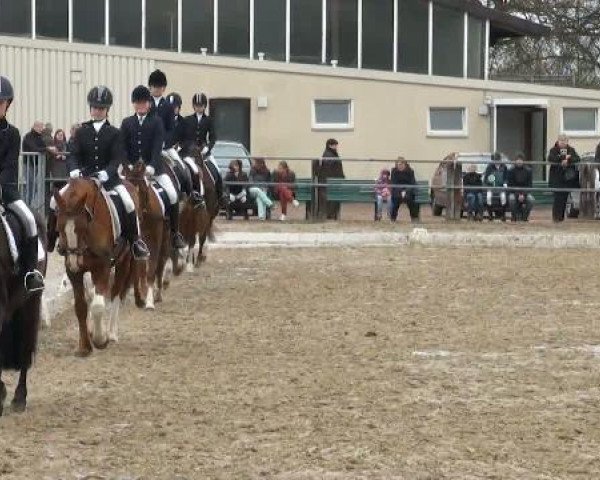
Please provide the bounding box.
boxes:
[211,140,252,178]
[429,152,510,216]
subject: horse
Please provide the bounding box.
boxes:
[53,177,146,356]
[0,208,47,415]
[123,161,170,310]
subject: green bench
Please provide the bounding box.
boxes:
[531,180,554,206]
[326,179,430,204]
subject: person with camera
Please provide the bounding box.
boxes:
[548,134,580,223]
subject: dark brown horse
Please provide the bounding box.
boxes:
[123,161,170,309]
[0,212,47,415]
[53,178,145,356]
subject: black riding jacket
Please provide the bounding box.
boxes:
[0,118,20,188]
[121,114,165,174]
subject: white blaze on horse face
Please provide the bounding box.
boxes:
[65,219,79,272]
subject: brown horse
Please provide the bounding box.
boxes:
[123,161,170,309]
[53,178,145,356]
[0,213,47,415]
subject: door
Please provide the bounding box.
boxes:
[209,98,251,151]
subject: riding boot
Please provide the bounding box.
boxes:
[168,203,186,250]
[126,211,150,259]
[21,236,44,293]
[47,210,58,253]
[190,174,206,209]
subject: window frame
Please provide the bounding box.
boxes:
[427,107,468,138]
[560,107,599,138]
[311,99,355,131]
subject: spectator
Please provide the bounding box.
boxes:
[390,158,419,222]
[49,129,68,179]
[374,169,391,221]
[315,138,344,220]
[42,123,53,146]
[66,123,80,154]
[22,121,47,154]
[248,157,274,221]
[272,161,299,222]
[483,153,508,221]
[225,159,249,220]
[549,134,580,223]
[463,163,483,221]
[507,152,534,222]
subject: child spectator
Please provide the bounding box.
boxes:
[463,164,483,221]
[374,169,391,221]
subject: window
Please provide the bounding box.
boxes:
[398,0,428,74]
[562,108,598,136]
[467,16,484,79]
[290,0,322,64]
[254,0,286,61]
[428,108,467,137]
[0,0,31,36]
[110,0,142,48]
[312,100,354,130]
[432,4,464,77]
[362,0,393,71]
[36,0,68,39]
[326,0,358,68]
[182,0,214,54]
[218,0,249,56]
[146,0,178,51]
[73,0,105,44]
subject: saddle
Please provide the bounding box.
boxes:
[101,188,125,243]
[0,206,44,267]
[149,180,169,216]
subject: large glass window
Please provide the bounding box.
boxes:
[110,0,141,47]
[146,0,178,51]
[467,16,484,79]
[36,0,68,39]
[432,4,463,77]
[182,0,214,54]
[562,108,598,134]
[218,0,249,56]
[254,0,286,61]
[290,0,322,64]
[362,0,393,71]
[398,0,428,74]
[428,107,467,136]
[313,100,353,129]
[73,0,105,44]
[326,0,357,68]
[0,0,31,36]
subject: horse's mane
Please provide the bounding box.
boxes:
[62,178,96,214]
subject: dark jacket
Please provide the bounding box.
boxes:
[249,168,271,187]
[225,171,248,196]
[507,166,533,193]
[272,169,296,197]
[0,118,21,188]
[171,113,186,149]
[121,114,165,173]
[22,129,47,154]
[181,113,216,157]
[316,147,344,179]
[548,143,580,189]
[483,163,507,187]
[149,97,175,149]
[67,120,124,179]
[390,166,416,199]
[463,171,482,195]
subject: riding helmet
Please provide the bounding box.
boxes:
[87,86,113,109]
[0,76,14,104]
[148,69,167,88]
[131,85,152,103]
[192,93,208,107]
[167,92,182,108]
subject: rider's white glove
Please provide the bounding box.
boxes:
[69,169,81,179]
[145,165,156,177]
[201,146,209,156]
[229,194,236,203]
[97,170,109,183]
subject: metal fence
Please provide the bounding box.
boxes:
[19,153,47,217]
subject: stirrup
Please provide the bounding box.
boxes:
[172,232,186,250]
[24,270,45,293]
[191,191,206,209]
[132,240,150,260]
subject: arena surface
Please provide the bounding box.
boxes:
[1,245,600,479]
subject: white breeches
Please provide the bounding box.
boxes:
[7,200,37,237]
[112,184,136,213]
[183,156,199,174]
[156,174,178,205]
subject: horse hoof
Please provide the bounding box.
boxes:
[92,337,109,350]
[145,304,155,311]
[108,334,119,343]
[10,399,26,414]
[74,348,93,358]
[135,298,146,309]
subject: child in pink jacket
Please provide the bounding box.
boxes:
[374,169,391,221]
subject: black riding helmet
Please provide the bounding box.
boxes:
[0,76,14,106]
[131,85,152,103]
[87,85,113,109]
[148,69,167,88]
[192,93,208,107]
[167,92,182,108]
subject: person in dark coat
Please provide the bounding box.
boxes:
[463,163,483,221]
[483,152,508,221]
[507,152,534,221]
[548,134,580,222]
[390,158,419,222]
[314,138,344,220]
[224,159,249,220]
[22,121,47,154]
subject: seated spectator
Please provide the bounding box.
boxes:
[390,158,419,222]
[272,161,299,222]
[374,169,391,221]
[507,152,534,222]
[483,152,508,221]
[463,164,483,221]
[248,158,274,221]
[225,159,249,220]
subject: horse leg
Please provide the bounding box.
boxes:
[11,368,27,413]
[109,258,133,343]
[197,233,207,267]
[69,272,93,357]
[155,232,168,304]
[0,370,6,416]
[90,268,111,350]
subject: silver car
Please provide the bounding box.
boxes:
[211,141,252,178]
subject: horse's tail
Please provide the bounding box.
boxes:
[0,294,41,371]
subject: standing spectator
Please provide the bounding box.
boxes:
[225,159,249,220]
[463,163,483,221]
[272,161,299,222]
[248,157,274,221]
[374,169,391,221]
[66,123,80,154]
[390,158,419,222]
[22,121,47,153]
[49,129,68,182]
[483,153,508,221]
[549,134,580,223]
[507,152,534,222]
[314,138,344,220]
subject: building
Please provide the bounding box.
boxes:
[1,0,600,181]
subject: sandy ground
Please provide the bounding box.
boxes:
[2,246,600,479]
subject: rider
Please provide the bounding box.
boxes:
[48,86,150,259]
[121,85,186,250]
[0,76,44,292]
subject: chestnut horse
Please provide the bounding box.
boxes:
[54,178,146,356]
[123,161,170,310]
[0,213,47,415]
